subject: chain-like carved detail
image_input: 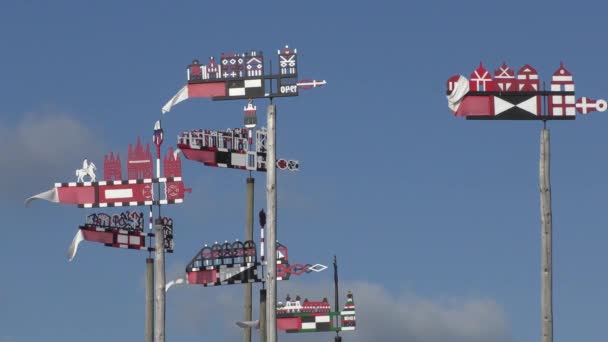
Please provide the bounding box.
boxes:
[85,211,143,231]
[161,217,174,252]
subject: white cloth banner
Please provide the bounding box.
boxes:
[447,75,470,112]
[236,320,260,330]
[24,188,58,207]
[162,86,188,114]
[165,277,185,292]
[67,230,85,262]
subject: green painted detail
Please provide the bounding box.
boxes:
[286,327,341,333]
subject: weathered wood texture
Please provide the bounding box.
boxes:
[540,129,553,342]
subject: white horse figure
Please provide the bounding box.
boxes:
[76,159,97,182]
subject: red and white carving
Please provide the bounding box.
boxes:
[278,45,297,75]
[494,63,516,91]
[469,62,496,91]
[576,97,608,114]
[246,51,264,77]
[127,138,153,179]
[517,64,540,91]
[549,63,575,117]
[104,152,122,181]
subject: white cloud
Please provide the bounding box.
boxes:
[341,281,511,342]
[0,113,103,201]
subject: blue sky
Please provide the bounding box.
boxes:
[1,0,607,341]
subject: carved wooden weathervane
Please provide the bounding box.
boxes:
[170,209,326,287]
[275,292,356,333]
[445,62,596,120]
[444,62,608,342]
[67,212,174,261]
[26,138,188,208]
[162,45,326,113]
[235,255,356,336]
[176,125,298,173]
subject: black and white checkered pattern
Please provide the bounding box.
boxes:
[226,79,265,98]
[55,177,182,187]
[299,315,332,332]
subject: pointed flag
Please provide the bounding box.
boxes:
[162,83,227,114]
[67,226,149,261]
[66,229,118,261]
[26,178,186,208]
[26,186,96,206]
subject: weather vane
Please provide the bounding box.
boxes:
[443,61,608,342]
[444,62,602,120]
[174,105,299,172]
[162,45,325,113]
[26,137,188,208]
[274,291,356,334]
[168,209,326,288]
[67,212,173,261]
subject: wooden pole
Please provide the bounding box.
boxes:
[243,177,254,342]
[145,258,154,342]
[154,219,166,342]
[266,103,277,342]
[260,288,267,342]
[539,128,553,342]
[333,256,342,342]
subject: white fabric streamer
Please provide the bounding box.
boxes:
[447,75,470,112]
[24,188,58,207]
[162,86,188,114]
[165,277,185,292]
[173,148,181,160]
[236,320,260,330]
[67,230,85,262]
